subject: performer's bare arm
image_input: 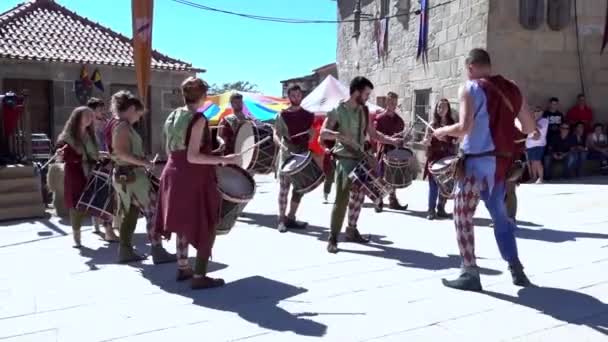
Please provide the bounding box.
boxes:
[187,117,240,165]
[516,95,536,135]
[320,116,339,141]
[216,121,227,148]
[434,85,474,138]
[113,124,153,168]
[367,114,400,146]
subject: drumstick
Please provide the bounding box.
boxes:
[514,138,527,143]
[237,136,272,156]
[290,130,310,139]
[416,115,435,132]
[39,152,59,170]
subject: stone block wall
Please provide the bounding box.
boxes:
[487,0,608,122]
[0,59,194,156]
[337,0,490,121]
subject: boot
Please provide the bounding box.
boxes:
[118,245,146,263]
[345,227,371,244]
[191,258,225,290]
[436,204,451,219]
[375,200,383,213]
[151,245,177,265]
[388,197,408,211]
[327,234,338,254]
[426,209,436,220]
[176,267,194,282]
[442,266,483,292]
[509,261,532,287]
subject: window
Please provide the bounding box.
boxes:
[519,0,545,30]
[547,0,571,31]
[376,96,387,109]
[380,0,390,18]
[413,89,431,141]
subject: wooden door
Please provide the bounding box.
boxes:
[3,79,51,137]
[109,84,151,153]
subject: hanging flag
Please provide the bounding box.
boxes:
[416,0,430,66]
[602,0,608,54]
[91,68,104,92]
[132,0,153,104]
[79,65,93,87]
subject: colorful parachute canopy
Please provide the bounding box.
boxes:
[200,91,290,125]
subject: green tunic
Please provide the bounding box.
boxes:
[164,107,195,153]
[326,102,367,176]
[112,121,151,211]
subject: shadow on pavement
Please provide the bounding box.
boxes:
[240,212,501,275]
[138,267,328,338]
[484,287,608,336]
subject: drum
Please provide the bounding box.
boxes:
[216,165,256,235]
[349,157,393,203]
[234,121,277,174]
[280,152,325,194]
[429,156,459,198]
[382,147,415,189]
[76,168,114,221]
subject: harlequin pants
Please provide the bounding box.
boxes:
[278,174,303,218]
[119,193,162,248]
[330,168,365,236]
[453,176,519,267]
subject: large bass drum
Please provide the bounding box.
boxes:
[215,165,256,235]
[234,121,277,174]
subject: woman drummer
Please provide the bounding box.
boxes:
[153,77,240,289]
[109,91,175,264]
[422,99,457,220]
[56,106,118,247]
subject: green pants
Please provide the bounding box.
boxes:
[119,205,139,248]
[505,181,517,220]
[323,166,335,195]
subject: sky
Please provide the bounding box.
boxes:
[0,0,338,96]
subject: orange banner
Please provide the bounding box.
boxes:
[132,0,153,103]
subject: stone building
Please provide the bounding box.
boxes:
[280,63,338,97]
[0,0,200,156]
[336,0,608,125]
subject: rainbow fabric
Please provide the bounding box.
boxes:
[200,91,290,126]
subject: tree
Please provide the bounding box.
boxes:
[209,81,259,94]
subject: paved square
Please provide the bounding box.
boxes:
[1,176,607,341]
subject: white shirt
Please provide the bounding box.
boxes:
[526,118,549,148]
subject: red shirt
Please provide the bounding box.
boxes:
[566,105,593,132]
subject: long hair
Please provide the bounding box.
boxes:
[431,98,455,129]
[57,106,97,149]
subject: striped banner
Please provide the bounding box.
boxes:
[132,0,154,103]
[416,0,429,66]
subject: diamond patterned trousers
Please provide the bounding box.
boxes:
[278,174,303,218]
[453,176,520,267]
[330,167,365,236]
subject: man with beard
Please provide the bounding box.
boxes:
[320,77,402,253]
[217,93,254,155]
[273,85,316,233]
[374,91,408,212]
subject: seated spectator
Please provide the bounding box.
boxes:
[544,123,574,179]
[525,106,548,183]
[570,121,587,177]
[566,94,593,133]
[587,123,608,169]
[543,97,564,145]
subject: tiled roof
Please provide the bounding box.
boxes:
[0,0,204,72]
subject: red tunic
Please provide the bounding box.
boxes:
[478,75,523,182]
[280,108,315,149]
[154,115,220,257]
[57,142,88,209]
[375,112,405,154]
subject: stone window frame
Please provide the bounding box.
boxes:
[519,0,545,30]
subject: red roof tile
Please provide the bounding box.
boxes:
[0,0,204,72]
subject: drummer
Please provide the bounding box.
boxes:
[273,84,315,233]
[421,99,457,220]
[154,77,240,289]
[56,106,110,247]
[320,76,402,253]
[217,93,254,155]
[373,91,408,212]
[108,90,175,264]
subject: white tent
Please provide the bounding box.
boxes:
[301,75,384,114]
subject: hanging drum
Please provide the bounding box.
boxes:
[547,0,571,31]
[519,0,545,30]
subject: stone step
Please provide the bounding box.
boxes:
[0,177,40,193]
[0,190,43,208]
[0,164,36,180]
[0,204,46,222]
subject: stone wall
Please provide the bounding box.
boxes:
[337,0,490,121]
[487,0,608,122]
[0,59,194,155]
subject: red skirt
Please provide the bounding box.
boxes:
[154,150,221,255]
